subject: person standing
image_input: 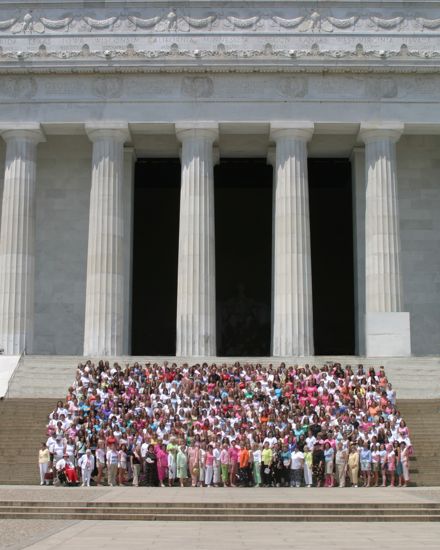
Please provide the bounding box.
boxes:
[261,442,273,487]
[303,445,313,487]
[290,447,304,488]
[145,444,158,486]
[386,444,396,487]
[167,438,178,487]
[156,443,169,487]
[335,442,348,488]
[360,442,372,487]
[252,443,262,487]
[117,444,128,486]
[177,444,189,487]
[213,442,222,487]
[78,449,95,487]
[205,445,214,487]
[106,444,118,486]
[324,442,335,488]
[131,445,142,487]
[95,441,106,486]
[228,441,239,487]
[312,442,325,488]
[220,443,230,486]
[238,442,250,487]
[38,443,50,485]
[399,441,410,487]
[348,445,360,488]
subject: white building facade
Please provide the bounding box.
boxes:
[0,1,439,358]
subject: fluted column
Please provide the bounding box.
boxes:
[175,123,218,356]
[270,122,314,357]
[83,123,130,356]
[0,125,45,355]
[359,122,410,356]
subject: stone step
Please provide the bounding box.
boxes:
[1,510,440,522]
[4,504,440,512]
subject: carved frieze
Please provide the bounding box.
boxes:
[1,9,440,35]
[1,4,440,71]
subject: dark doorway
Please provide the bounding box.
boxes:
[214,159,273,356]
[131,159,180,355]
[308,158,355,355]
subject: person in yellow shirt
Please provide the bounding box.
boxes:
[38,442,50,485]
[261,442,273,487]
[348,445,360,487]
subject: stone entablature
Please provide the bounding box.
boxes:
[0,1,440,72]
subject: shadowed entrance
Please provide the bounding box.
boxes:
[308,158,355,355]
[131,159,180,355]
[214,159,273,356]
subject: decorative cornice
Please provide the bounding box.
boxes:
[2,43,440,63]
[1,10,440,35]
[1,5,440,73]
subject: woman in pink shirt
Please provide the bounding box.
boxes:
[187,441,200,487]
[155,443,168,487]
[220,443,230,486]
[228,441,239,487]
[204,445,214,487]
[386,445,396,487]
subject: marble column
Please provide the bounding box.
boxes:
[359,122,411,356]
[270,123,314,357]
[0,124,45,355]
[83,123,130,356]
[175,123,218,357]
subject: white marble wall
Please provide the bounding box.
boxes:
[33,136,91,354]
[0,142,5,238]
[398,135,440,355]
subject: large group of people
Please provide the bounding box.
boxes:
[39,360,412,488]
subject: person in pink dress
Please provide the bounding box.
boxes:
[188,441,200,487]
[155,442,168,487]
[228,441,239,487]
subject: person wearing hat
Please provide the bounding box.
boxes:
[78,448,95,487]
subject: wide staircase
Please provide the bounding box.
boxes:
[0,355,439,486]
[1,500,440,522]
[398,399,440,487]
[0,398,58,485]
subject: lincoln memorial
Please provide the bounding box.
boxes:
[0,1,439,360]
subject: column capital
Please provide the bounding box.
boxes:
[270,122,314,143]
[266,146,276,167]
[0,123,45,144]
[85,122,130,143]
[358,122,404,144]
[175,122,218,143]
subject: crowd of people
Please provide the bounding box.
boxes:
[38,360,412,488]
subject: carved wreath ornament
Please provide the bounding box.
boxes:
[1,10,440,34]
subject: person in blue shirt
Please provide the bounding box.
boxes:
[360,441,372,487]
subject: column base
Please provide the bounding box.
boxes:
[365,312,411,357]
